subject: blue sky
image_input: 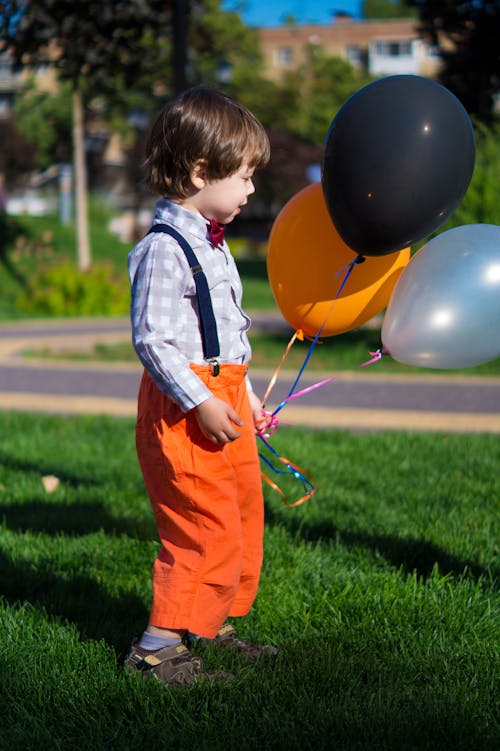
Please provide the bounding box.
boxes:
[222,1,362,27]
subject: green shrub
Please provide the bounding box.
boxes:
[16,260,130,316]
[452,121,500,227]
[228,236,268,259]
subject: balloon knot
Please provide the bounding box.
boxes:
[355,255,366,264]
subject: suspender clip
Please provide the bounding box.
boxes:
[208,359,220,377]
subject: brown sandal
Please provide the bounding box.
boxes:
[125,640,234,686]
[185,623,278,659]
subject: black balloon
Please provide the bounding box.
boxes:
[321,75,476,256]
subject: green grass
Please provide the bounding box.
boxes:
[0,411,498,750]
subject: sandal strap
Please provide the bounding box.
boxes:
[126,641,206,685]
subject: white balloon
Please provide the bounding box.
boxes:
[381,224,500,368]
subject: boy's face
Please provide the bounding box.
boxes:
[185,163,256,224]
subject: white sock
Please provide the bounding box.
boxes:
[137,632,181,652]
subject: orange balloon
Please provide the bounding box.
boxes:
[267,183,410,337]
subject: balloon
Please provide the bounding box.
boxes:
[267,183,410,338]
[381,224,500,368]
[322,75,476,256]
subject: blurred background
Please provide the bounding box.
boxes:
[0,0,498,317]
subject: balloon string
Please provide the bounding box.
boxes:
[271,349,382,418]
[261,330,298,409]
[260,469,315,508]
[283,254,365,401]
[257,347,381,507]
[258,434,316,507]
[258,253,365,509]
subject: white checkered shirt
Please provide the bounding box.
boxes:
[128,199,253,411]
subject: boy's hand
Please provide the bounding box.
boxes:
[248,391,269,434]
[194,396,243,444]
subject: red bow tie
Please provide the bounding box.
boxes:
[207,219,225,248]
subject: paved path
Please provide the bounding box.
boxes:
[1,317,499,433]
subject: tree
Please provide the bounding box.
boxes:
[0,115,37,186]
[187,0,265,90]
[362,0,416,18]
[0,0,173,270]
[226,47,374,218]
[253,46,372,147]
[14,76,72,169]
[253,130,323,217]
[103,0,266,238]
[295,46,373,145]
[0,1,268,265]
[445,122,500,227]
[406,0,500,122]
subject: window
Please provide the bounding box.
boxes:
[0,53,13,76]
[374,40,413,57]
[276,46,294,66]
[347,45,365,67]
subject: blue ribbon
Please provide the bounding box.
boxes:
[273,254,365,417]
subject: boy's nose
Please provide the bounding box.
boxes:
[247,180,255,195]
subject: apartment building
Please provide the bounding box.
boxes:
[0,52,21,117]
[0,15,443,117]
[257,15,442,81]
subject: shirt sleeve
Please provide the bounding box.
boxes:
[129,236,212,411]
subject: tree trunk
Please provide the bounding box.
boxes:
[72,89,91,270]
[173,0,189,94]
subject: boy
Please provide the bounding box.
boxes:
[126,86,275,686]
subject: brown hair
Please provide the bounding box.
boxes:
[145,86,270,198]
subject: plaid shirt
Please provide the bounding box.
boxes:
[128,199,252,411]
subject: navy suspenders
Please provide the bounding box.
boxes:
[148,223,221,375]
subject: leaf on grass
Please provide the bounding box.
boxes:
[42,475,60,493]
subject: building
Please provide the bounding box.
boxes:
[0,16,443,119]
[257,15,441,81]
[0,52,22,117]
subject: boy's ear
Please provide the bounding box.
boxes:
[190,160,208,190]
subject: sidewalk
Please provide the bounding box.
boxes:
[1,317,500,433]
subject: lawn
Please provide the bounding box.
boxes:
[0,411,498,750]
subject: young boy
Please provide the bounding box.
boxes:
[126,86,275,686]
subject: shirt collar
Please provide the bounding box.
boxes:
[153,199,213,246]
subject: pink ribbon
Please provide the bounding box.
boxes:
[261,349,383,427]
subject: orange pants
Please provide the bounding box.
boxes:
[135,364,264,638]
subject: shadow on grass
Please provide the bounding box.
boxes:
[0,449,110,489]
[0,449,156,539]
[0,444,156,651]
[0,446,143,492]
[262,639,497,751]
[0,551,149,654]
[0,499,156,540]
[264,502,498,582]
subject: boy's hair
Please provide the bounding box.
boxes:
[145,86,270,198]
